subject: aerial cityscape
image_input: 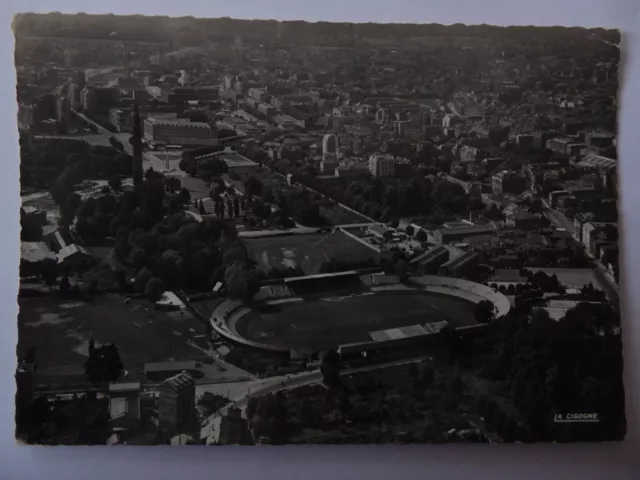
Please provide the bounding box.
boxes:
[15,13,625,445]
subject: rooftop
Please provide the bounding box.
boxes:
[161,371,196,392]
[216,150,258,167]
[438,224,496,235]
[145,360,197,373]
[577,153,617,171]
[146,116,212,128]
[368,320,449,342]
[57,243,91,262]
[109,382,141,393]
[21,241,55,263]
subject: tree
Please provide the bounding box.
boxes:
[227,197,234,219]
[381,207,394,223]
[321,348,342,389]
[394,258,409,283]
[179,187,191,205]
[417,363,435,388]
[166,176,181,193]
[127,246,146,269]
[108,176,122,190]
[144,277,165,302]
[233,196,240,218]
[450,375,464,395]
[224,261,259,300]
[244,177,263,196]
[59,275,71,294]
[198,200,206,215]
[41,258,58,290]
[475,300,495,324]
[405,225,415,236]
[134,266,154,293]
[84,342,123,384]
[415,229,428,242]
[87,279,99,295]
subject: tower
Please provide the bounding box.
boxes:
[131,101,143,184]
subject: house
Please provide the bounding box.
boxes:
[57,243,93,270]
[438,250,480,278]
[433,224,497,244]
[158,372,196,438]
[410,245,450,274]
[20,241,56,277]
[367,224,388,238]
[109,382,141,431]
[44,227,76,253]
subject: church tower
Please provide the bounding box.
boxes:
[131,101,143,185]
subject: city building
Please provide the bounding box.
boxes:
[438,250,480,278]
[492,170,527,195]
[194,147,259,180]
[17,104,35,129]
[109,108,134,133]
[459,145,481,164]
[320,157,339,174]
[369,153,396,177]
[57,243,93,271]
[443,175,482,195]
[322,133,339,160]
[158,372,196,437]
[143,116,218,146]
[433,224,497,244]
[410,245,450,274]
[108,77,144,92]
[394,158,415,178]
[109,382,141,430]
[582,222,617,256]
[335,162,371,180]
[515,134,534,149]
[505,209,541,230]
[80,87,95,111]
[55,95,71,132]
[576,153,617,172]
[179,70,190,86]
[172,86,220,104]
[74,70,86,90]
[574,212,596,242]
[67,82,78,111]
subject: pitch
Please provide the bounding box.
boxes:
[235,291,477,350]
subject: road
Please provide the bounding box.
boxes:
[542,200,619,299]
[542,199,575,234]
[199,355,430,440]
[49,111,186,174]
[266,166,374,223]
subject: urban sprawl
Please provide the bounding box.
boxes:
[15,14,624,446]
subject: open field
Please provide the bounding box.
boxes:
[18,293,218,387]
[319,204,370,225]
[236,291,477,350]
[246,231,379,275]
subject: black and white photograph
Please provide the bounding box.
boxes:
[14,12,625,446]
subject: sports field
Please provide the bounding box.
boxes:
[235,291,477,350]
[246,231,379,275]
[18,294,219,387]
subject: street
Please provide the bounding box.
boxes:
[542,200,619,298]
[199,355,431,439]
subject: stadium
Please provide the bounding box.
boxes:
[209,271,511,357]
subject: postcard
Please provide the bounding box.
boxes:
[14,12,624,445]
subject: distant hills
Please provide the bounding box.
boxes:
[13,13,620,47]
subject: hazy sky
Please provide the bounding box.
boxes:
[14,0,634,28]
